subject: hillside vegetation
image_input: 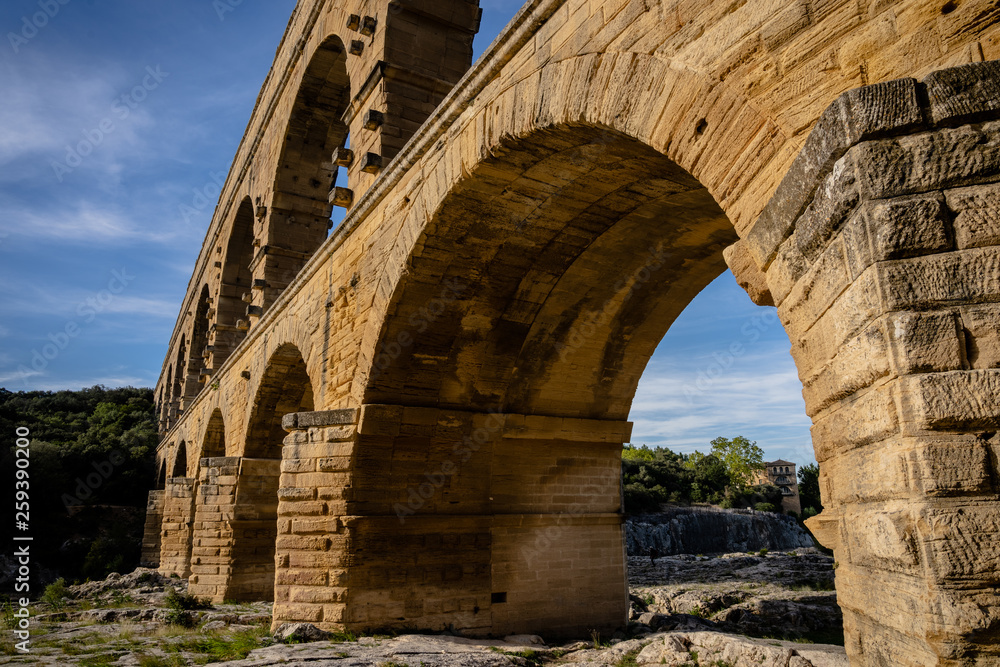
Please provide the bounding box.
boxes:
[0,386,158,584]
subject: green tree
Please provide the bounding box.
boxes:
[622,444,655,462]
[709,435,765,492]
[797,462,823,514]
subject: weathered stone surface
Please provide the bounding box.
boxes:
[724,239,774,306]
[923,60,1000,125]
[852,120,1000,200]
[946,181,1000,250]
[149,0,1000,663]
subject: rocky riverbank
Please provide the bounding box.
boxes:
[625,507,816,556]
[0,550,845,666]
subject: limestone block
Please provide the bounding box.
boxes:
[877,246,1000,312]
[908,435,994,496]
[810,383,898,461]
[861,194,951,261]
[917,505,1000,583]
[923,59,1000,125]
[961,303,1000,368]
[886,310,964,375]
[842,507,920,574]
[723,239,774,306]
[945,181,1000,250]
[899,370,1000,431]
[852,120,1000,200]
[800,321,890,417]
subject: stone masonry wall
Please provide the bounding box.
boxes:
[734,59,1000,667]
[139,490,164,569]
[158,479,197,578]
[272,407,630,638]
[187,457,240,601]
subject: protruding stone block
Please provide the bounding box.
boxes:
[330,187,354,209]
[362,109,384,130]
[360,152,383,174]
[332,147,354,167]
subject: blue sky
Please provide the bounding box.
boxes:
[0,0,814,464]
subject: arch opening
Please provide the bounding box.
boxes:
[262,36,352,310]
[215,199,256,365]
[182,286,212,402]
[228,343,314,602]
[354,124,755,637]
[202,409,226,460]
[172,441,188,478]
[365,124,737,420]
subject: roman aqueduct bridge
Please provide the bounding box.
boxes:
[147,0,1000,663]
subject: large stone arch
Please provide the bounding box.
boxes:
[340,53,1000,658]
[213,198,256,369]
[254,35,353,316]
[150,0,1000,661]
[225,343,317,602]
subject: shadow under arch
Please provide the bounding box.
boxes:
[202,408,226,460]
[347,121,744,636]
[228,343,315,601]
[172,441,188,478]
[215,198,255,365]
[364,124,736,419]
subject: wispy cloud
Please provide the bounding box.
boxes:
[0,56,159,185]
[630,345,815,464]
[0,202,177,244]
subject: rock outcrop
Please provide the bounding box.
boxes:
[626,507,815,556]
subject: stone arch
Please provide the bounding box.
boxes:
[171,336,186,410]
[363,122,734,419]
[172,441,188,478]
[181,286,212,401]
[202,409,226,460]
[353,53,1000,658]
[245,342,316,458]
[260,35,352,311]
[214,197,256,365]
[227,343,315,601]
[156,458,167,490]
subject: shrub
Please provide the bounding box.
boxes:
[754,502,777,513]
[41,579,69,610]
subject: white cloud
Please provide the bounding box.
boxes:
[0,201,178,244]
[0,55,158,185]
[629,351,815,464]
[0,369,41,385]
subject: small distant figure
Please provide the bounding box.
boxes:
[649,546,659,565]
